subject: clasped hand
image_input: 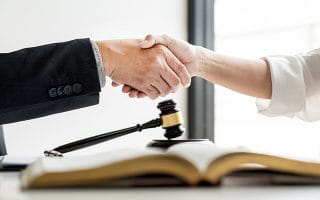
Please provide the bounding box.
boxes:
[96,35,198,99]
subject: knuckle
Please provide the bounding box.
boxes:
[172,84,179,91]
[148,55,162,66]
[151,91,160,99]
[160,86,170,96]
[171,81,180,91]
[185,77,191,87]
[154,45,167,55]
[173,77,180,87]
[175,63,184,74]
[150,60,165,72]
[147,71,159,80]
[144,87,157,100]
[152,56,162,65]
[148,92,158,100]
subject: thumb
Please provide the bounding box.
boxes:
[140,34,177,52]
[140,34,157,49]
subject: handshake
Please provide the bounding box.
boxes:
[96,35,200,99]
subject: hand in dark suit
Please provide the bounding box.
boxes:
[0,38,102,156]
[0,38,102,125]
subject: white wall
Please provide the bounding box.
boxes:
[0,0,188,156]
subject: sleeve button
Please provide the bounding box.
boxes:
[63,85,73,96]
[48,88,57,98]
[57,86,64,96]
[73,83,83,94]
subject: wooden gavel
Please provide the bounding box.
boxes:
[44,99,184,157]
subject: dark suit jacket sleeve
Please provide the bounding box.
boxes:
[0,38,102,124]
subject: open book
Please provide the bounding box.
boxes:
[21,141,320,188]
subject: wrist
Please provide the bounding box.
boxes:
[96,41,114,77]
[195,46,206,78]
[196,46,217,80]
[183,45,202,77]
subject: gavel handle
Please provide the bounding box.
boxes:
[44,118,162,156]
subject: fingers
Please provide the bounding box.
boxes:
[129,84,160,100]
[145,85,161,100]
[164,49,191,87]
[119,80,164,99]
[141,35,191,87]
[120,47,188,98]
[152,76,171,97]
[140,34,156,48]
[140,34,193,69]
[121,84,147,99]
[121,84,139,98]
[128,89,139,98]
[137,92,146,98]
[140,34,174,49]
[121,84,154,99]
[110,37,190,100]
[112,81,120,87]
[122,85,132,93]
[128,89,147,98]
[159,66,180,93]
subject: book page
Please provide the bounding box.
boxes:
[167,141,244,172]
[21,148,167,188]
[32,148,162,173]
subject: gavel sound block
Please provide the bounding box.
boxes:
[147,100,209,148]
[44,99,208,157]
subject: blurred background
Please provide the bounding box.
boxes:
[1,0,320,159]
[215,0,320,158]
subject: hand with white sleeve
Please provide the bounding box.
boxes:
[112,35,320,122]
[116,34,271,100]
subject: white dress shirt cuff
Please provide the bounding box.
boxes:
[90,40,106,88]
[255,55,305,117]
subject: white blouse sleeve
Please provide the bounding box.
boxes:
[256,49,320,121]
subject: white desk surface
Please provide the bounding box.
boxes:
[1,172,320,200]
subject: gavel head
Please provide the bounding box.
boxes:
[157,99,184,139]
